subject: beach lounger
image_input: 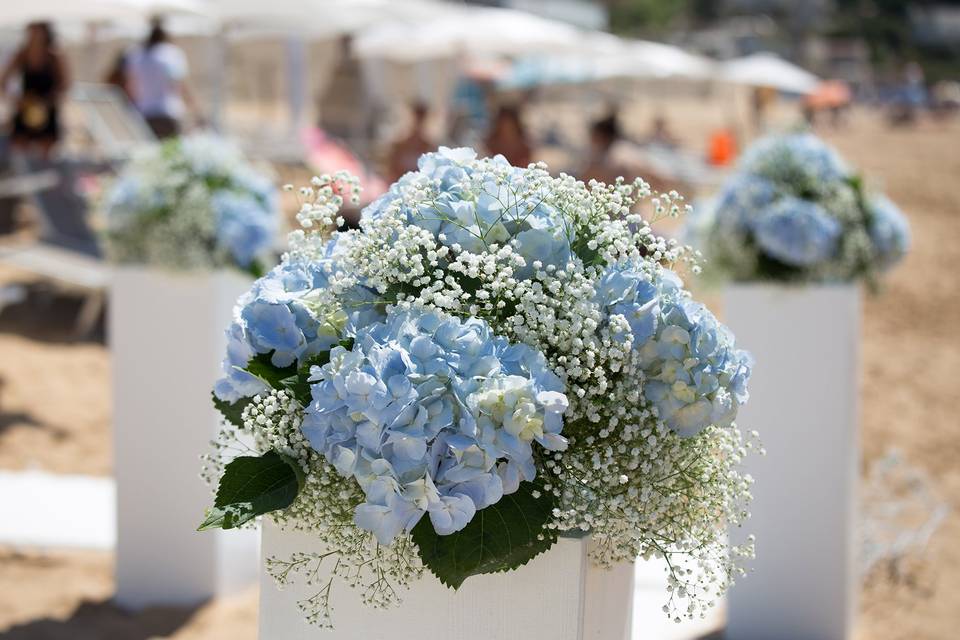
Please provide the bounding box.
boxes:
[0,83,154,337]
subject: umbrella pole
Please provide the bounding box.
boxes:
[210,26,229,132]
[286,36,308,139]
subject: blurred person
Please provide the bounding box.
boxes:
[484,105,532,167]
[931,80,960,120]
[886,62,929,127]
[642,114,678,148]
[583,112,675,193]
[387,103,434,182]
[751,85,776,132]
[0,22,69,159]
[125,18,197,138]
[319,36,367,142]
[904,61,927,108]
[104,51,133,102]
[581,113,631,185]
[450,75,491,147]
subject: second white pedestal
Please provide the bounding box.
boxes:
[111,267,259,609]
[724,283,861,640]
[259,519,635,640]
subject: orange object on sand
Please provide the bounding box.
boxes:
[708,129,737,167]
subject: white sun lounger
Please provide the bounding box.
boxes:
[0,83,154,336]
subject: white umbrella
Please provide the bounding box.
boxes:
[213,0,447,38]
[0,1,140,27]
[353,5,584,62]
[114,0,209,16]
[559,37,716,84]
[0,0,208,27]
[603,40,714,80]
[721,52,819,94]
[499,35,714,89]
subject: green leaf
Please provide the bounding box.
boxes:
[198,450,304,531]
[243,258,268,280]
[281,347,345,406]
[411,480,558,590]
[211,392,253,429]
[244,353,298,390]
[242,341,356,407]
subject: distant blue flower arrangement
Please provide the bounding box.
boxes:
[687,132,909,284]
[105,134,278,273]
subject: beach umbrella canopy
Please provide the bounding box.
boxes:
[212,0,447,38]
[595,39,714,80]
[0,0,208,27]
[721,52,819,94]
[353,5,584,62]
[499,36,714,89]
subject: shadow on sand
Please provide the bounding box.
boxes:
[0,599,203,640]
[0,283,104,344]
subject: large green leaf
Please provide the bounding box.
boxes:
[198,450,304,531]
[411,480,558,589]
[211,392,253,429]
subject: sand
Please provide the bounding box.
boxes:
[828,116,960,640]
[0,106,957,639]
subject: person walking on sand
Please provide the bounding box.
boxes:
[581,113,630,185]
[485,105,533,168]
[387,103,435,182]
[125,18,197,138]
[1,22,70,159]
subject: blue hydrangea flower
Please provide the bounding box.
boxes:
[213,242,384,401]
[213,191,278,267]
[214,320,270,403]
[741,133,849,186]
[593,264,661,345]
[868,195,910,270]
[300,308,568,544]
[598,266,751,437]
[713,174,778,229]
[752,197,842,267]
[232,167,279,212]
[361,147,574,279]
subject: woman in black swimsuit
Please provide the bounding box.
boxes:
[1,22,70,158]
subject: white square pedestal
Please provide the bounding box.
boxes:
[110,267,260,609]
[259,519,635,640]
[723,284,861,640]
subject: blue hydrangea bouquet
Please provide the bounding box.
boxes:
[200,148,756,628]
[688,133,909,285]
[104,134,278,275]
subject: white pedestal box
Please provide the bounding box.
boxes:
[259,519,635,640]
[111,267,259,609]
[723,284,861,640]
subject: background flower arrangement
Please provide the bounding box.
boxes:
[200,148,757,628]
[687,133,910,285]
[104,134,279,274]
